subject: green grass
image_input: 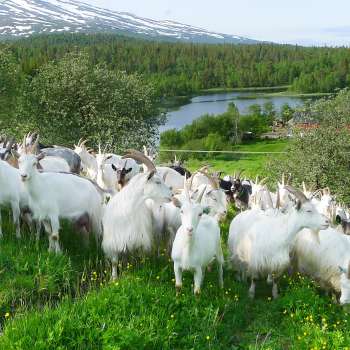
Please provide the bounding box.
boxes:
[183,140,288,178]
[0,202,350,349]
[1,141,350,349]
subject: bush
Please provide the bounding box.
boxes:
[269,89,350,204]
[17,52,164,151]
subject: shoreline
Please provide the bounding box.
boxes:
[160,86,330,112]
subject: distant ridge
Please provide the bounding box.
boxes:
[0,0,260,44]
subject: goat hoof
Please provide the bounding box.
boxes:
[175,285,182,296]
[194,288,201,296]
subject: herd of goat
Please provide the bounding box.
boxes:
[1,133,350,304]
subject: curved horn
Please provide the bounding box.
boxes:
[276,188,280,209]
[22,134,28,154]
[184,175,190,201]
[123,149,156,173]
[285,185,308,204]
[31,133,39,154]
[199,170,219,190]
[302,181,307,194]
[143,145,148,156]
[162,170,169,182]
[198,165,210,173]
[187,171,198,191]
[259,177,268,186]
[264,186,274,208]
[196,185,207,204]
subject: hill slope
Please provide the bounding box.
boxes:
[0,0,259,44]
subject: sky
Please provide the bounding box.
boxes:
[82,0,350,46]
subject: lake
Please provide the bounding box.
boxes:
[161,91,305,132]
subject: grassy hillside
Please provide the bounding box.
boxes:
[1,140,350,349]
[1,212,350,349]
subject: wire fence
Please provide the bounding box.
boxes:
[159,149,287,154]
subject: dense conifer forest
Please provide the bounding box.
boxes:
[2,33,350,96]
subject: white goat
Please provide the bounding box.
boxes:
[294,227,350,304]
[149,172,227,253]
[171,183,224,295]
[18,152,103,253]
[142,147,184,191]
[74,139,98,179]
[102,150,173,280]
[190,172,228,221]
[18,134,70,173]
[228,186,329,299]
[39,156,70,173]
[110,157,140,189]
[0,160,27,238]
[95,147,121,193]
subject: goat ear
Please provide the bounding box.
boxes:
[147,170,155,180]
[172,197,182,208]
[37,153,45,161]
[111,164,117,171]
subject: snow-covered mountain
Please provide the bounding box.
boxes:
[0,0,259,44]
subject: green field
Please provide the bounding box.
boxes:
[178,140,288,178]
[1,139,350,349]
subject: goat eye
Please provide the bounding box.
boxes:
[199,213,203,217]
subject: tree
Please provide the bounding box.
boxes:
[18,52,163,151]
[269,89,350,204]
[227,103,240,144]
[280,103,294,123]
[0,49,21,131]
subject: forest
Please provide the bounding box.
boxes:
[2,33,350,97]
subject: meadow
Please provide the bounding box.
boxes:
[0,140,349,349]
[172,140,288,178]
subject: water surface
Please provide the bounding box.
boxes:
[161,91,304,132]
